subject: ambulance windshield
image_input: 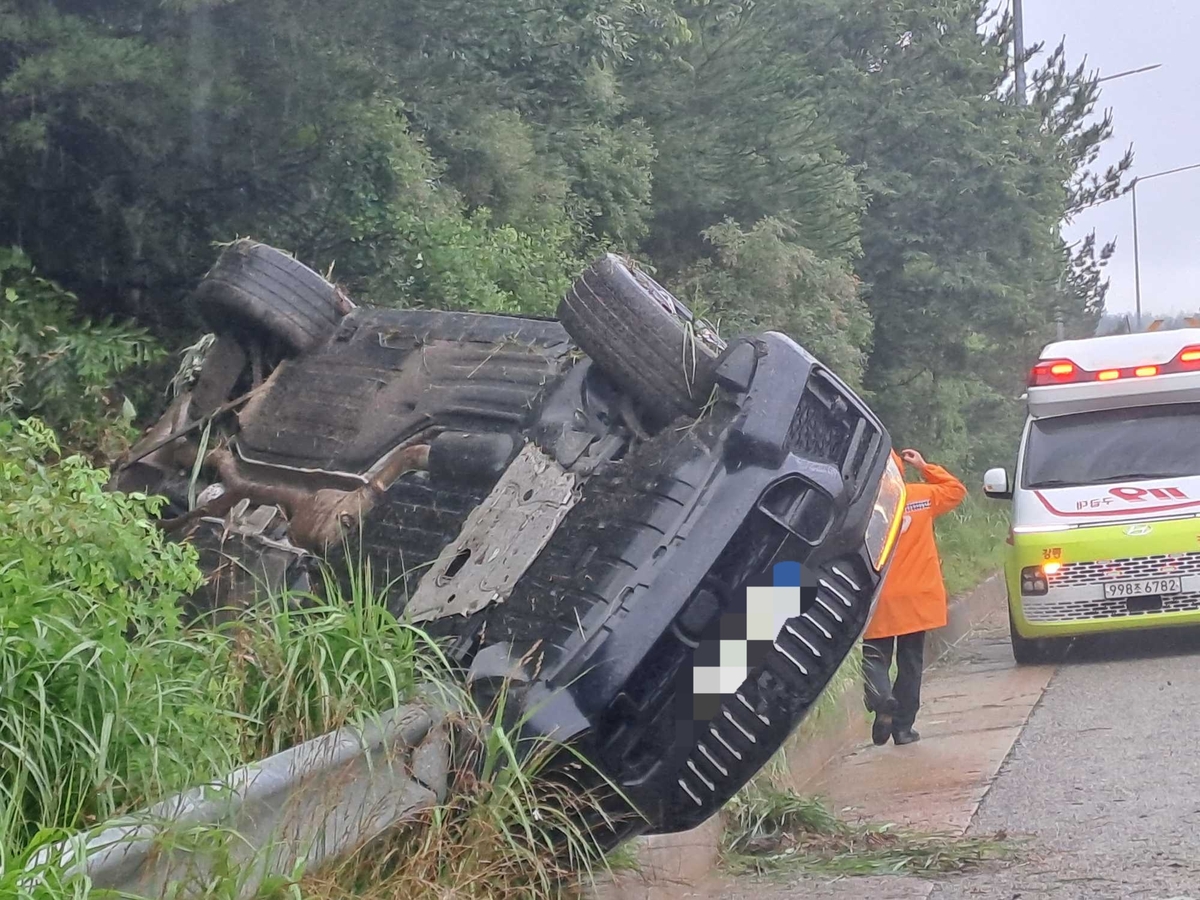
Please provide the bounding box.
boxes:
[1023,403,1200,489]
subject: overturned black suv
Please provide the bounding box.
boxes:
[112,241,906,840]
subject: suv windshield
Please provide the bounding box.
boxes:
[1023,403,1200,489]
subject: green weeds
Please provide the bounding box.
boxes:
[935,493,1009,597]
[285,676,631,900]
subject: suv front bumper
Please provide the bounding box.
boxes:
[519,332,900,835]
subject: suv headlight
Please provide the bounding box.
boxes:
[865,454,907,572]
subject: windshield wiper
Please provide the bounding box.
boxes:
[1027,478,1085,489]
[1089,473,1185,484]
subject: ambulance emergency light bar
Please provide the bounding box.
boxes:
[1029,346,1200,387]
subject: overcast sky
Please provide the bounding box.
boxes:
[1020,1,1200,318]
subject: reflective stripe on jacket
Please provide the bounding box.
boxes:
[863,456,967,640]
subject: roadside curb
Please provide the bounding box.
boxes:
[926,573,1005,665]
[591,574,1005,899]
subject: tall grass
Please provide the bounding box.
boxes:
[0,418,617,899]
[0,571,451,878]
[215,565,445,761]
[301,690,625,900]
[1,418,223,853]
[2,581,621,900]
[935,492,1010,597]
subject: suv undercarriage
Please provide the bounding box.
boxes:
[111,240,906,840]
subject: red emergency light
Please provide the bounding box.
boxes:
[1029,359,1079,386]
[1029,345,1200,387]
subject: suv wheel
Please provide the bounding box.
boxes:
[558,255,726,424]
[191,240,352,355]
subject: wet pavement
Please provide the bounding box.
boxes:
[930,626,1200,900]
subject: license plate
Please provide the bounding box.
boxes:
[1102,577,1182,599]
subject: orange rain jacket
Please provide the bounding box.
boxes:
[863,452,967,640]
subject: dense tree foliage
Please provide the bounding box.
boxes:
[0,0,1127,473]
[0,248,160,457]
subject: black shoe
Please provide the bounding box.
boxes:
[870,697,898,746]
[892,728,921,745]
[871,713,894,745]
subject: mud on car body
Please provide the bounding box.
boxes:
[113,241,906,840]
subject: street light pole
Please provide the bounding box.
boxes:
[1129,161,1200,330]
[1097,63,1162,84]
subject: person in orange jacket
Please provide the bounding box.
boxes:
[862,447,967,746]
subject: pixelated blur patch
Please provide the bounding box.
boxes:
[684,560,817,723]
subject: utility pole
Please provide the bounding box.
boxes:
[1012,0,1027,106]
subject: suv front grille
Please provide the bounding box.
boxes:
[679,693,767,806]
[786,370,879,501]
[787,376,856,468]
[675,559,869,808]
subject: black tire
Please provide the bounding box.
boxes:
[1009,607,1061,665]
[192,240,351,355]
[558,254,726,422]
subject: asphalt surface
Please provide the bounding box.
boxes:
[932,627,1200,900]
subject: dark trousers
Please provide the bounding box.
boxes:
[862,631,926,732]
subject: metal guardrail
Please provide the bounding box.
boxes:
[35,702,451,900]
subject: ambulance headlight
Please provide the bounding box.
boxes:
[1020,566,1049,596]
[866,455,907,572]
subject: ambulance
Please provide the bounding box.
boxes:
[983,327,1200,663]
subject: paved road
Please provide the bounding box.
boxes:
[933,628,1200,900]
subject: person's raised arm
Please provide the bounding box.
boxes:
[901,449,967,517]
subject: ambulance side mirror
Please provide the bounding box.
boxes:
[983,467,1012,501]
